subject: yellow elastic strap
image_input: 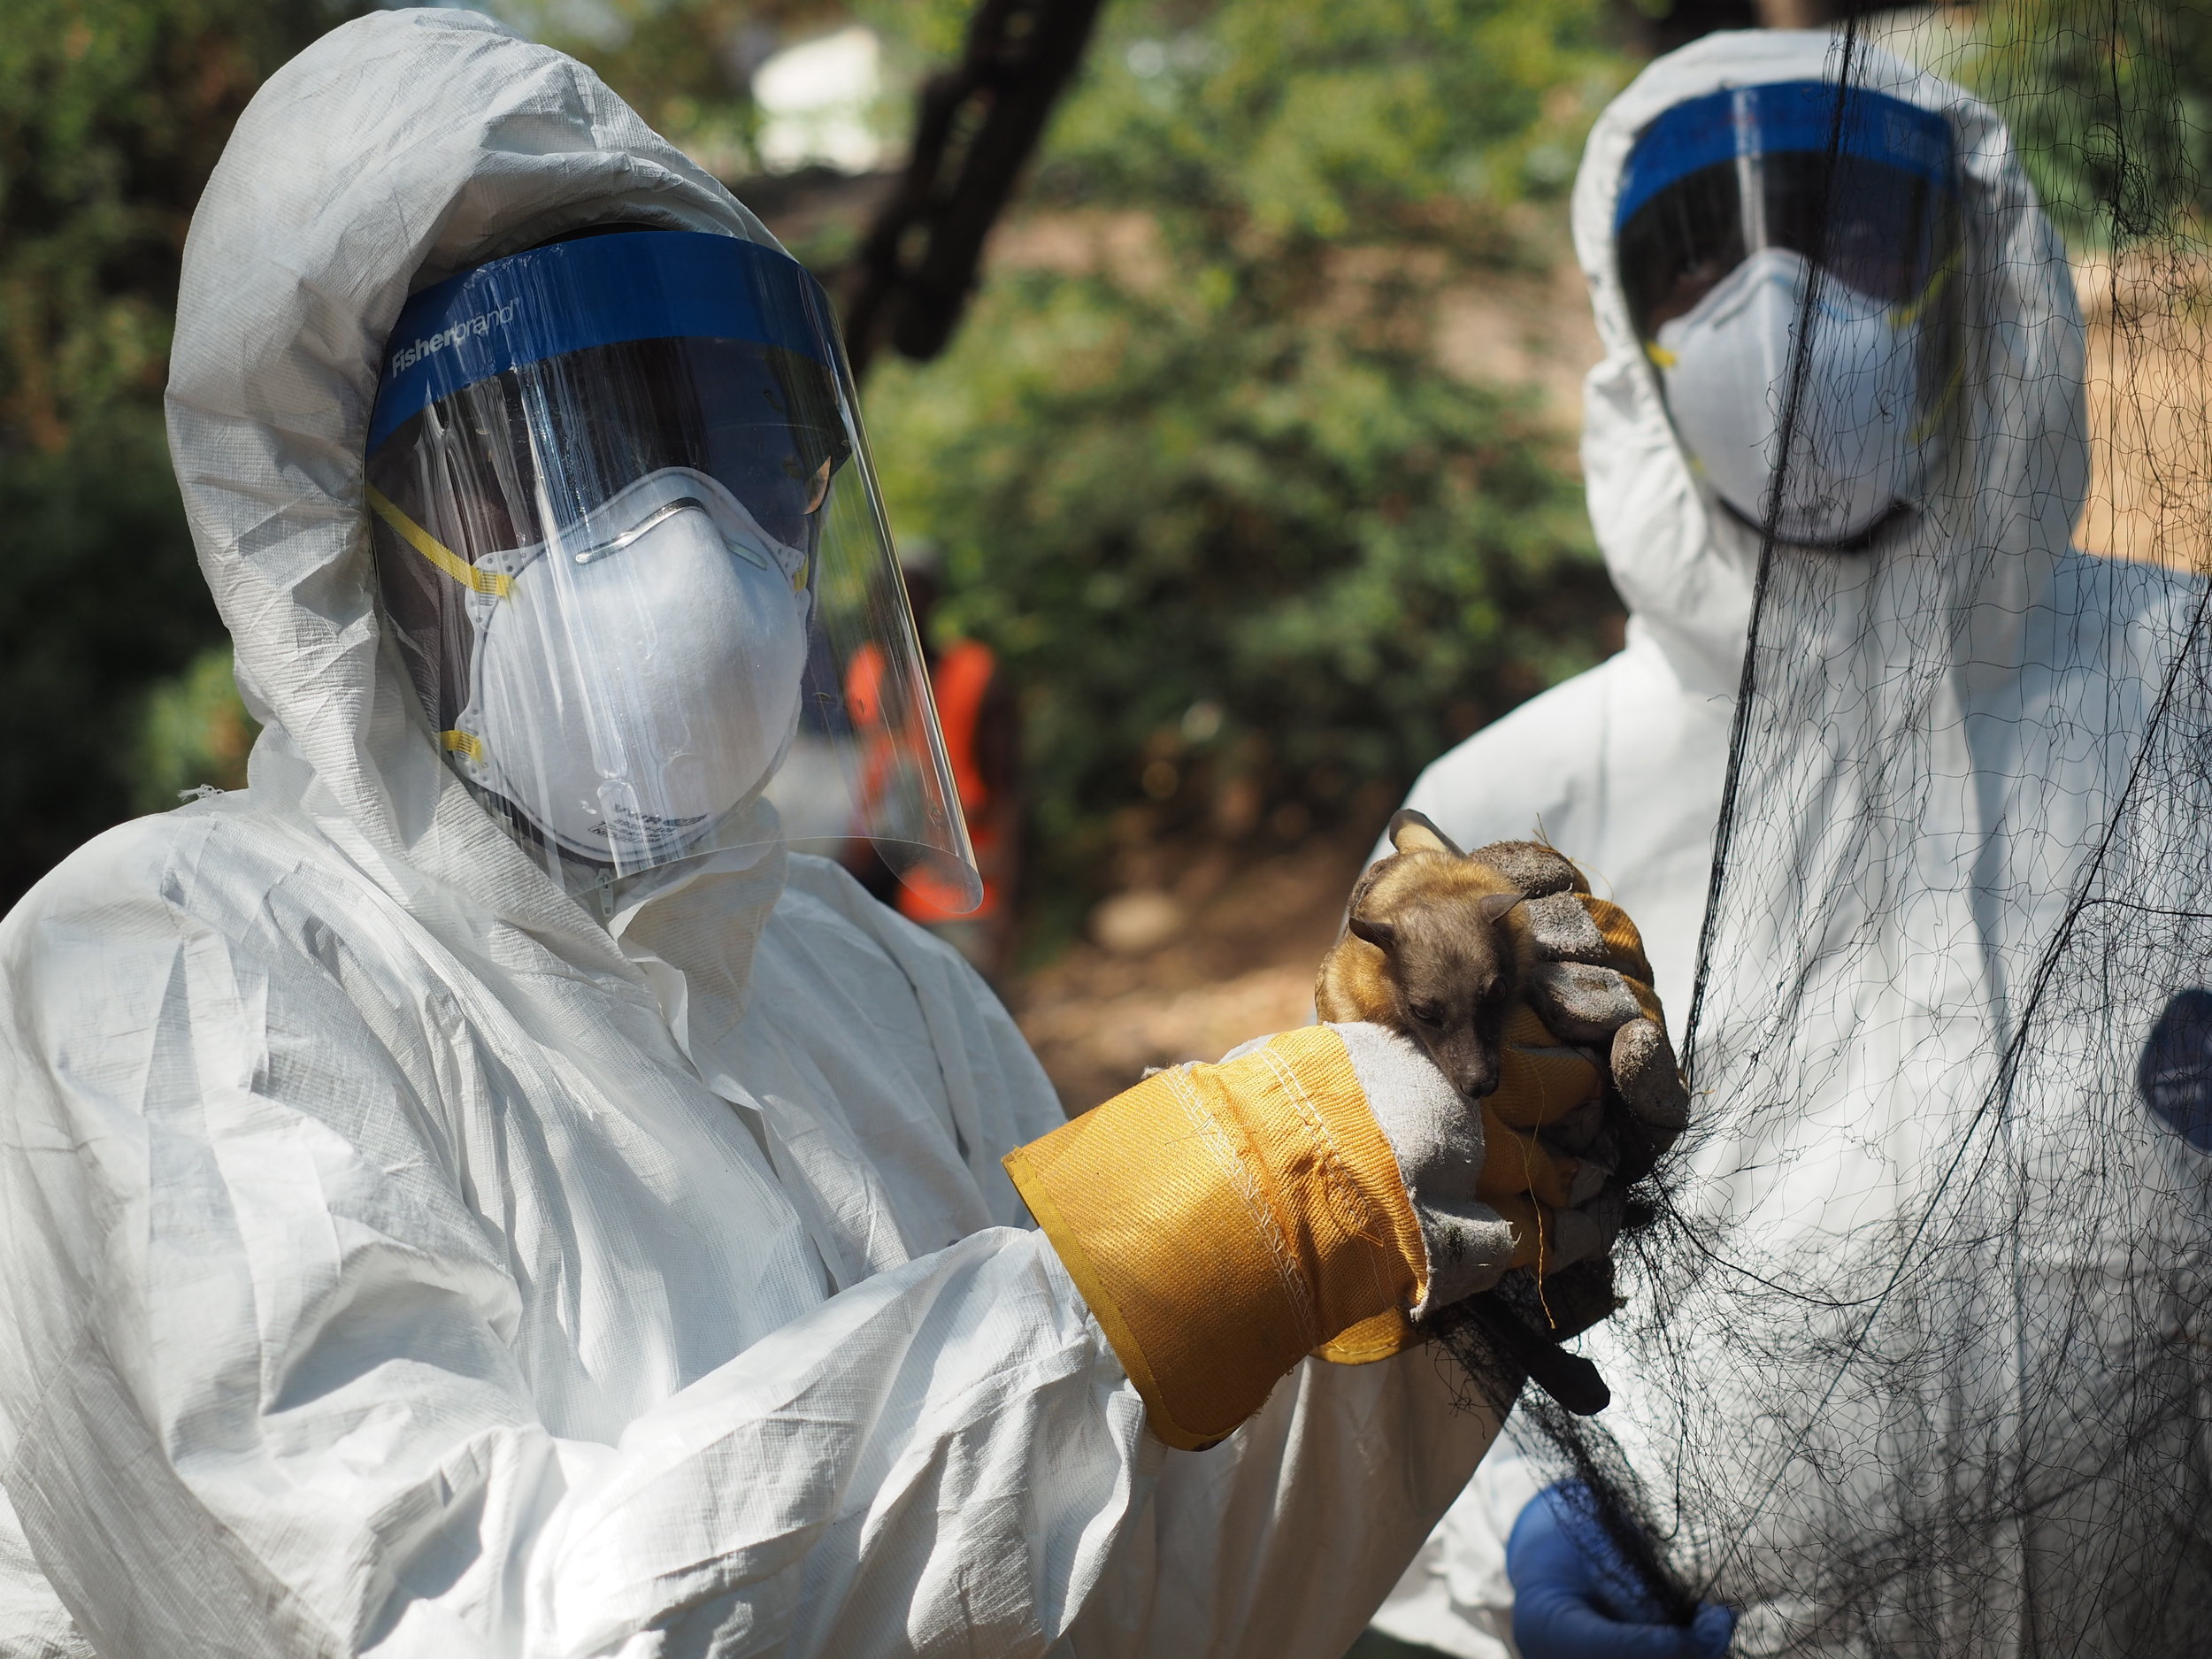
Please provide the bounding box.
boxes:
[1889,250,1958,331]
[1004,1025,1426,1448]
[1644,341,1678,370]
[365,484,513,600]
[441,729,485,762]
[1907,346,1966,446]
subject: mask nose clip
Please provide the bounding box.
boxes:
[572,496,720,566]
[572,495,780,574]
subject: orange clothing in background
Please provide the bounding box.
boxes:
[845,638,1009,923]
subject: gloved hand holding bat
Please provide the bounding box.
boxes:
[1002,809,1687,1448]
[1310,810,1688,1401]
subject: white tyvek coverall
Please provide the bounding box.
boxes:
[0,12,1501,1655]
[1371,27,2210,1659]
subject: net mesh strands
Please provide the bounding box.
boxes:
[1431,9,2212,1654]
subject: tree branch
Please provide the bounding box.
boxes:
[837,0,1108,376]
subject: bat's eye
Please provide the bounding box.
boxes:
[1409,1001,1444,1026]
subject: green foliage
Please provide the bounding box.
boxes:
[0,0,343,902]
[132,642,258,814]
[0,0,301,446]
[1033,0,1620,246]
[1962,0,2212,250]
[864,0,1629,892]
[0,409,238,874]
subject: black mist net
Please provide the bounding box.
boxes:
[1443,10,2212,1653]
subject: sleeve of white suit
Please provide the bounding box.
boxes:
[0,860,1497,1659]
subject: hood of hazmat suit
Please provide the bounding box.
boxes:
[1374,27,2212,1659]
[0,13,1503,1657]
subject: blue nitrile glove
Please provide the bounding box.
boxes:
[1507,1481,1737,1659]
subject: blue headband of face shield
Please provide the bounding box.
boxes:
[367,231,837,455]
[1614,80,1955,234]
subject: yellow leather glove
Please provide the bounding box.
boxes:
[1004,1025,1429,1449]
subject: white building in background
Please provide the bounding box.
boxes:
[752,26,886,173]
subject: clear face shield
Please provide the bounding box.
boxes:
[1616,81,1962,546]
[365,229,979,910]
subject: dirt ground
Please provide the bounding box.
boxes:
[1006,834,1374,1113]
[2075,254,2212,572]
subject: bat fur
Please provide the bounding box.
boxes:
[1316,809,1535,1101]
[1319,809,1628,1423]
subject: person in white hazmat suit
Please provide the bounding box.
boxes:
[0,12,1697,1658]
[1371,26,2212,1659]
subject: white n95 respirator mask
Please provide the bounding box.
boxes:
[1613,79,1962,549]
[458,469,810,867]
[365,228,983,906]
[1654,247,1938,546]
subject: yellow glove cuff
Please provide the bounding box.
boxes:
[1003,1025,1427,1449]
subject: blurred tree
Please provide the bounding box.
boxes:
[863,0,1632,913]
[839,0,1111,373]
[0,0,346,905]
[1965,0,2212,252]
[132,641,257,813]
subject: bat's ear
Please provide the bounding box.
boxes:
[1348,913,1397,952]
[1389,809,1463,858]
[1479,892,1526,924]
